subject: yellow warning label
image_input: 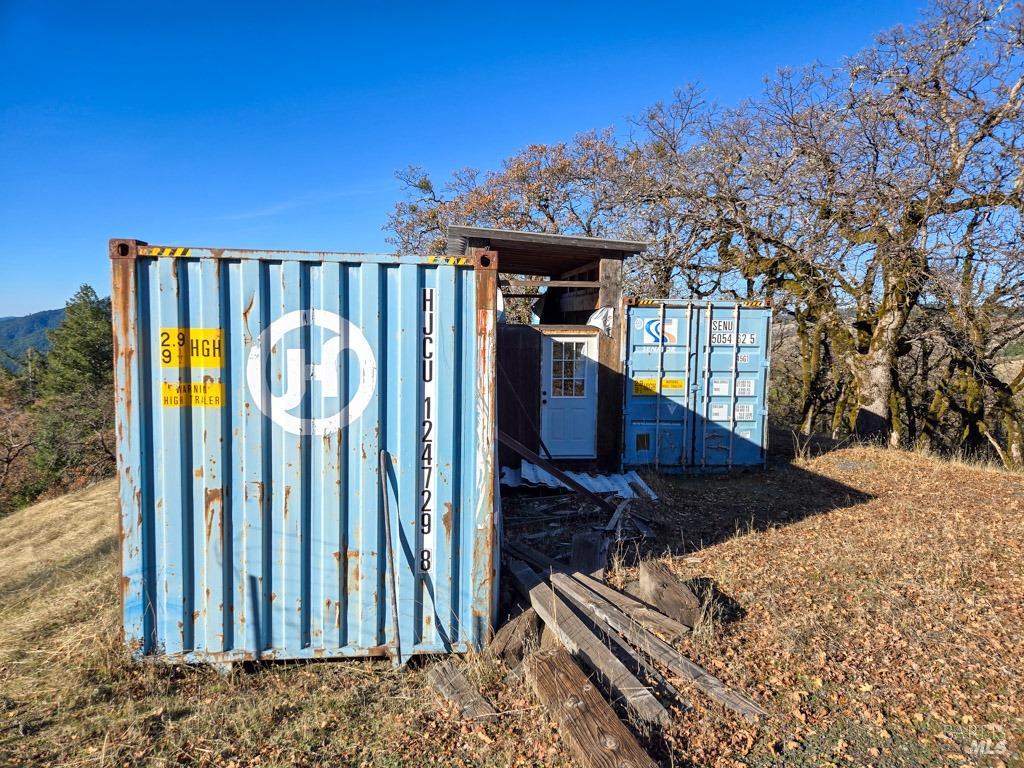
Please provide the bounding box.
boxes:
[426,255,469,266]
[161,381,224,407]
[160,328,223,368]
[633,378,685,396]
[144,246,192,257]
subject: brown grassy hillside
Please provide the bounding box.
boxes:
[1,448,1022,767]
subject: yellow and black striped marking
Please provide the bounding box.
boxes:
[426,255,469,265]
[144,246,192,257]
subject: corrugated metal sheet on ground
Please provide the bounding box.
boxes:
[111,242,499,665]
[499,462,657,500]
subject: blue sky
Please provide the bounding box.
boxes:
[0,1,924,315]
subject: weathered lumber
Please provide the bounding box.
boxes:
[572,531,608,579]
[550,572,767,722]
[426,659,497,720]
[489,607,539,661]
[525,648,659,768]
[577,598,689,711]
[582,577,692,640]
[498,431,616,514]
[629,515,655,539]
[638,560,702,627]
[507,540,691,641]
[506,539,568,573]
[507,559,669,727]
[603,498,631,534]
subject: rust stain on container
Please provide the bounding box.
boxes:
[204,488,222,544]
[442,502,453,540]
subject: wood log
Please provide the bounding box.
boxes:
[603,498,631,533]
[525,649,659,768]
[507,559,669,727]
[638,560,702,627]
[489,607,539,661]
[550,572,767,722]
[426,659,496,720]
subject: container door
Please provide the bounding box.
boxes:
[694,303,771,468]
[540,334,598,458]
[621,303,693,469]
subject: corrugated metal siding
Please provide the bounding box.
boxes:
[622,300,771,471]
[111,243,498,663]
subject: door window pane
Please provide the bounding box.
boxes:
[550,340,587,398]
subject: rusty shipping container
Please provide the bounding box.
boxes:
[110,240,499,664]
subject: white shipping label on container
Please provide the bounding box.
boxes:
[735,403,755,421]
[709,319,757,346]
[736,379,755,397]
[711,403,729,421]
[419,287,437,576]
[712,378,730,396]
[739,430,752,439]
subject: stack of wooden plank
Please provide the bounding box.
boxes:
[426,461,767,766]
[432,536,759,767]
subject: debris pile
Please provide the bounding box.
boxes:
[429,479,767,767]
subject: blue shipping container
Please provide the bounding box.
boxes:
[110,240,499,664]
[622,299,772,471]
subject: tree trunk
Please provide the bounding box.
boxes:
[916,359,956,453]
[850,345,895,440]
[795,310,832,436]
[849,266,918,442]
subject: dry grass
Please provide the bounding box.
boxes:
[625,447,1024,767]
[0,481,565,767]
[2,447,1022,766]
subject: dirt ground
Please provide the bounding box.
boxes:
[1,446,1022,767]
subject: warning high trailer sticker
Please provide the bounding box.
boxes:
[161,381,223,407]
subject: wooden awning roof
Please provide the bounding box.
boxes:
[446,226,647,277]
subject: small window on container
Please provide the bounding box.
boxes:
[636,432,651,452]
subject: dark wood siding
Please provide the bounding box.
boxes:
[497,325,543,468]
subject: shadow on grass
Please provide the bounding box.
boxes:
[616,445,876,561]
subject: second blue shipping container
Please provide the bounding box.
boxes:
[622,299,772,471]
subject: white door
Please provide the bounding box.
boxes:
[540,335,598,458]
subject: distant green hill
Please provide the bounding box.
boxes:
[0,309,64,369]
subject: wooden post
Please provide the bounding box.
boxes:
[525,649,659,768]
[596,256,624,472]
[572,531,608,579]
